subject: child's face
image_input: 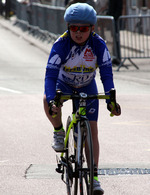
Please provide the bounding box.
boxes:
[69,23,94,45]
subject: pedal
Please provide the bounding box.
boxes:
[61,149,67,152]
[56,149,67,153]
[69,155,75,163]
[56,163,63,173]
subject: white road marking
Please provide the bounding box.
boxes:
[0,160,9,164]
[0,87,22,94]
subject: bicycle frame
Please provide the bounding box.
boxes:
[60,112,77,158]
[54,91,112,155]
[61,97,88,159]
[54,89,117,194]
[56,90,114,161]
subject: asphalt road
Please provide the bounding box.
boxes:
[0,17,150,195]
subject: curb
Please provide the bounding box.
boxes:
[0,16,53,55]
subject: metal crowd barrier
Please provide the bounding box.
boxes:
[15,2,66,35]
[16,2,27,22]
[117,15,150,71]
[31,3,66,34]
[14,2,118,60]
[95,16,118,60]
[15,2,150,72]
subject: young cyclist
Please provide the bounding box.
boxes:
[43,3,121,194]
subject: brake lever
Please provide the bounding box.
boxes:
[109,88,117,117]
[52,90,62,118]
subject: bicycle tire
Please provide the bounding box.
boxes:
[77,119,94,195]
[65,116,78,195]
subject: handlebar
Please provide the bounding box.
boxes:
[53,88,118,117]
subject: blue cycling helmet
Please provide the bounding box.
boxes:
[64,3,97,25]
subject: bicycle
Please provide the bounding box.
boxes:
[53,88,117,195]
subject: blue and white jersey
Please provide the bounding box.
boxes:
[45,31,114,103]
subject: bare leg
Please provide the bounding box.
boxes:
[90,121,99,167]
[43,95,65,152]
[44,95,100,163]
[85,121,99,167]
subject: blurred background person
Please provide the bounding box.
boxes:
[107,0,123,32]
[66,0,95,8]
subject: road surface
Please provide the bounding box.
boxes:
[0,19,150,195]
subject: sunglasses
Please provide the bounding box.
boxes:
[69,25,91,32]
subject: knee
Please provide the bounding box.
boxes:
[43,94,47,105]
[43,95,49,112]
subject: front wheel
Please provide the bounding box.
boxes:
[65,116,78,195]
[77,119,94,195]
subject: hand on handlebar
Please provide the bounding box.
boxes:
[107,102,121,116]
[49,100,62,117]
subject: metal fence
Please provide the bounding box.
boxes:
[117,15,150,71]
[15,2,118,60]
[14,2,150,71]
[95,16,118,60]
[16,2,66,34]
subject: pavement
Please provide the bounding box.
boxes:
[0,16,53,55]
[1,15,150,195]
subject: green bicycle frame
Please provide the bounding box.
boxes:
[60,113,76,158]
[60,105,86,158]
[60,94,114,158]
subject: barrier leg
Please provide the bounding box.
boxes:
[128,58,139,70]
[116,58,128,71]
[117,58,139,71]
